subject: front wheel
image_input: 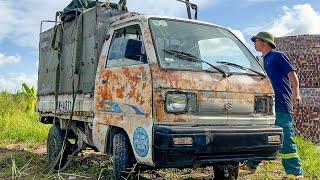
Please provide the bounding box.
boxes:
[47,124,73,170]
[213,161,239,180]
[112,131,136,180]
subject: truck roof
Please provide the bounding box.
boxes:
[111,13,225,30]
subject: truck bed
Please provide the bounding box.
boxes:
[38,94,94,121]
[38,6,125,96]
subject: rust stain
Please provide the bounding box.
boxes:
[96,123,101,133]
[95,16,274,127]
[96,61,152,125]
[173,119,186,122]
[128,87,137,98]
[115,86,125,98]
[152,65,273,122]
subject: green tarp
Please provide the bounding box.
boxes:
[61,0,100,22]
[61,0,127,22]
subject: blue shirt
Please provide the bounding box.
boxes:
[263,51,296,112]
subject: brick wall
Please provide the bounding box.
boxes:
[275,35,320,143]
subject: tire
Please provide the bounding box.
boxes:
[213,161,239,180]
[47,124,71,170]
[112,131,135,180]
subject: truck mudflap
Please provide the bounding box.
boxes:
[153,125,283,168]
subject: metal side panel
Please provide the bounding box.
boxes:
[38,28,59,95]
[79,35,96,93]
[38,94,94,120]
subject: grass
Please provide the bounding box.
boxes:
[0,149,47,178]
[295,136,320,179]
[248,137,320,180]
[0,92,50,147]
[0,91,319,179]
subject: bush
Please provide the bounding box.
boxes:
[295,136,320,179]
[0,92,49,146]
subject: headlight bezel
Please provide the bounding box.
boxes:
[254,95,274,115]
[165,91,198,114]
[165,92,187,114]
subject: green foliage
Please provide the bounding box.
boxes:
[0,91,319,179]
[250,137,320,179]
[0,92,49,146]
[22,83,37,100]
[295,136,320,179]
[22,83,37,113]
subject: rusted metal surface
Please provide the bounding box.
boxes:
[38,94,95,121]
[93,20,154,165]
[92,15,274,167]
[39,13,276,167]
[151,69,274,124]
[95,65,152,119]
[92,121,109,152]
[94,62,154,163]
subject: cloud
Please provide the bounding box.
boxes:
[0,73,37,92]
[0,53,21,65]
[35,60,39,69]
[0,1,17,40]
[228,28,248,45]
[268,4,320,36]
[0,0,69,48]
[128,0,213,17]
[245,0,281,2]
[0,76,16,92]
[245,3,320,37]
[0,0,215,49]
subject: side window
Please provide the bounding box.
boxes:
[106,24,147,68]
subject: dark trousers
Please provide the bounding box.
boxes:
[246,112,304,175]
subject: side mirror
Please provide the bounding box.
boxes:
[124,39,146,62]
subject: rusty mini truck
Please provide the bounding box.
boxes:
[38,1,283,179]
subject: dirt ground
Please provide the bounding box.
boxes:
[0,144,288,180]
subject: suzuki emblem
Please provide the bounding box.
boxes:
[224,102,232,111]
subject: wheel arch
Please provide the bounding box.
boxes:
[106,126,133,156]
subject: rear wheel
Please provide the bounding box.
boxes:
[47,124,73,170]
[213,161,239,180]
[112,131,136,180]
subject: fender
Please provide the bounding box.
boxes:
[92,120,110,153]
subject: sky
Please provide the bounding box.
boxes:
[0,0,319,92]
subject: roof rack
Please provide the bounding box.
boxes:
[177,0,198,20]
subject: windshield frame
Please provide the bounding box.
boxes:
[148,17,266,76]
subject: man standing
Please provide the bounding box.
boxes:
[245,32,304,178]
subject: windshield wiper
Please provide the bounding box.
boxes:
[163,49,230,77]
[216,61,266,79]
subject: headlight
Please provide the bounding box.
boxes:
[165,93,187,113]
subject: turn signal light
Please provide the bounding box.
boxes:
[268,135,281,143]
[173,137,193,146]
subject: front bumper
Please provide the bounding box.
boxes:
[153,125,283,168]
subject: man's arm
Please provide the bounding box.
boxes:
[288,71,301,105]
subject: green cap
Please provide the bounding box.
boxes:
[251,31,276,49]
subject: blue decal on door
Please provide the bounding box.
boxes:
[125,104,145,115]
[100,102,145,115]
[102,102,122,113]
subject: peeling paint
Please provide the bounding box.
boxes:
[39,14,275,168]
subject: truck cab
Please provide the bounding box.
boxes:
[38,4,282,179]
[94,15,282,178]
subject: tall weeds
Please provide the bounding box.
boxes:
[0,91,49,146]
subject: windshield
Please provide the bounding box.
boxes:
[149,18,264,75]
